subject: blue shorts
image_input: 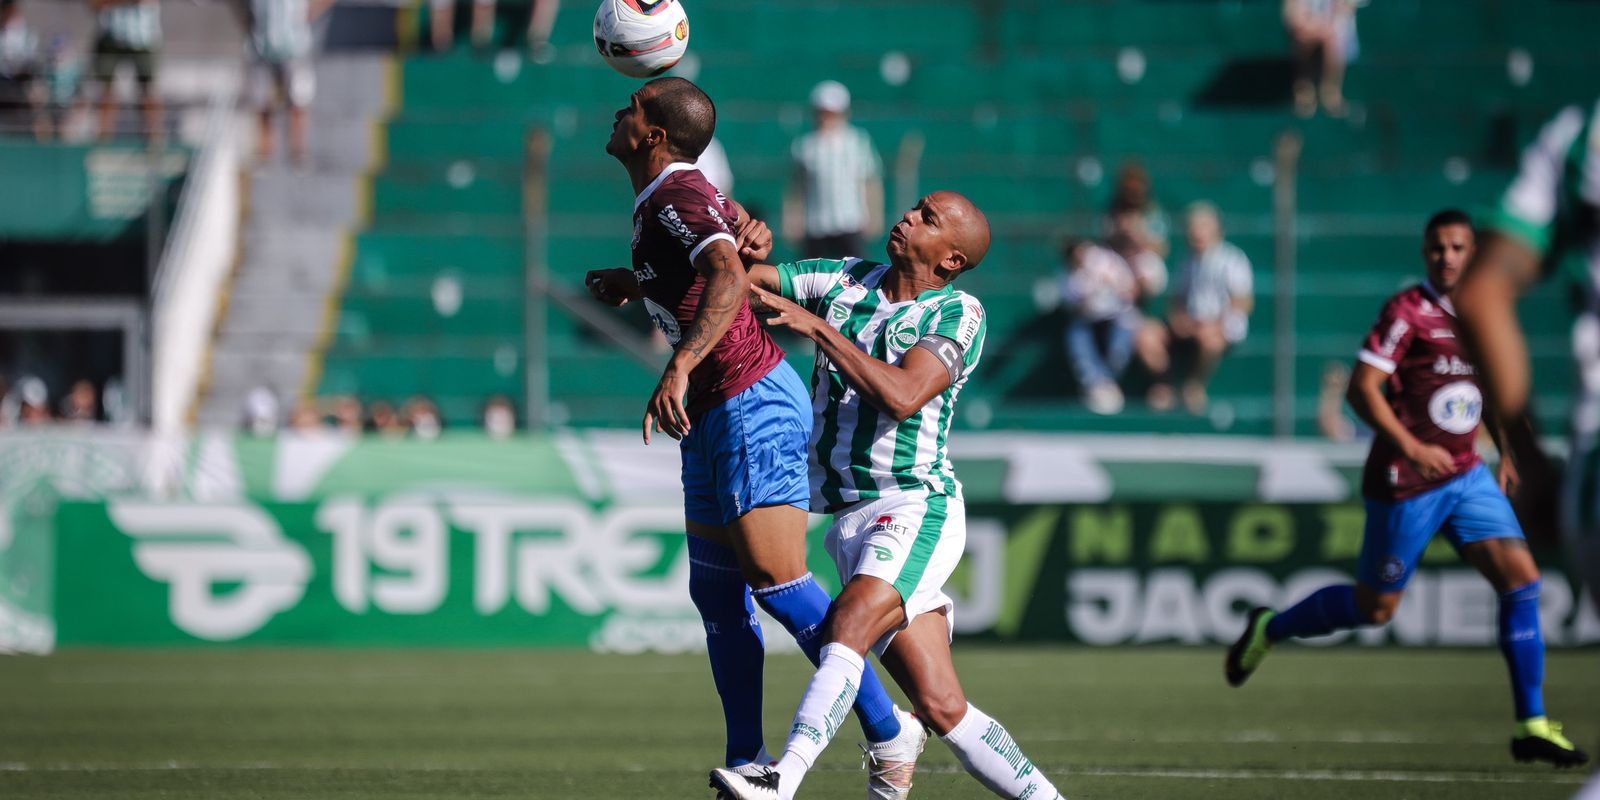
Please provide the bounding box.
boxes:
[680,360,812,527]
[1358,463,1525,591]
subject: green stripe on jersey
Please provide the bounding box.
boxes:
[893,493,948,599]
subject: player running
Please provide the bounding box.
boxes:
[1225,209,1588,767]
[1457,97,1600,780]
[582,77,920,791]
[710,192,1066,800]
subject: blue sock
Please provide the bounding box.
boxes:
[1264,584,1362,642]
[686,537,766,767]
[752,574,903,743]
[1499,580,1546,720]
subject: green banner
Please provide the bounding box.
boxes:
[54,498,1600,649]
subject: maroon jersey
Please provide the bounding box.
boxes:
[1357,282,1484,500]
[631,163,785,417]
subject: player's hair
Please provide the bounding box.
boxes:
[1424,208,1474,236]
[639,77,716,160]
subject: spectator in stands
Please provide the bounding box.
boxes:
[90,0,161,140]
[288,398,323,433]
[249,0,333,169]
[784,80,883,260]
[482,394,515,440]
[431,0,559,59]
[1317,361,1357,442]
[243,385,280,437]
[1059,237,1140,415]
[57,378,97,423]
[366,399,408,438]
[330,394,363,436]
[1283,0,1357,118]
[1103,161,1170,260]
[0,0,44,139]
[402,395,442,440]
[8,375,51,425]
[40,35,83,140]
[1137,202,1254,414]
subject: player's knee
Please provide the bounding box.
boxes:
[909,687,968,736]
[1359,597,1399,625]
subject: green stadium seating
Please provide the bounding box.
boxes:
[316,0,1599,430]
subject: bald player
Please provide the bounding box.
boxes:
[712,192,1066,800]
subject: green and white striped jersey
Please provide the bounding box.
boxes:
[97,1,161,51]
[776,257,986,509]
[1485,96,1600,298]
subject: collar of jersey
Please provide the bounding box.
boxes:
[634,161,699,211]
[873,280,954,306]
[1419,280,1456,317]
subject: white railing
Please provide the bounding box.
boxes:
[150,81,240,435]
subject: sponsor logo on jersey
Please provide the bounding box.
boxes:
[657,204,696,248]
[705,203,729,232]
[839,273,862,289]
[955,304,984,349]
[1432,354,1474,375]
[642,296,682,345]
[1379,319,1410,356]
[829,302,849,321]
[1428,380,1483,434]
[634,262,658,283]
[868,514,911,537]
[872,544,894,561]
[1429,328,1456,339]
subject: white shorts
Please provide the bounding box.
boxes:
[251,59,315,109]
[825,489,965,657]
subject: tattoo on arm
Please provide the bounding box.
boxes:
[677,248,744,363]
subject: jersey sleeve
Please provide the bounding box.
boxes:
[930,294,987,375]
[1485,104,1588,260]
[651,183,738,264]
[1357,296,1414,375]
[776,258,852,315]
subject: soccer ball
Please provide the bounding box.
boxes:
[593,0,690,79]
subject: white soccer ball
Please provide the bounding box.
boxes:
[593,0,690,79]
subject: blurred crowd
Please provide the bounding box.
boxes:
[0,374,131,427]
[241,386,519,440]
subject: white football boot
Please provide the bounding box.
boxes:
[728,748,776,778]
[861,707,927,799]
[709,765,783,799]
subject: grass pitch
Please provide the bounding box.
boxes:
[0,647,1594,798]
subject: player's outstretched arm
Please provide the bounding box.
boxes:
[1457,232,1544,473]
[753,285,951,421]
[725,200,780,293]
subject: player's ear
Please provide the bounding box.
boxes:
[940,250,967,277]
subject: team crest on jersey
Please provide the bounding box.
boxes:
[889,319,919,350]
[657,204,696,247]
[1428,380,1482,434]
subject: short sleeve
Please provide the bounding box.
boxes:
[1357,297,1413,374]
[1484,105,1588,259]
[652,182,737,264]
[1226,247,1253,298]
[776,258,853,315]
[931,294,987,371]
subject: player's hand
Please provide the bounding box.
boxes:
[1496,456,1521,497]
[1404,442,1456,481]
[734,213,774,265]
[643,368,690,444]
[585,268,639,307]
[751,285,822,339]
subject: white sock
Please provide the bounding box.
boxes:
[773,643,865,800]
[940,704,1061,799]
